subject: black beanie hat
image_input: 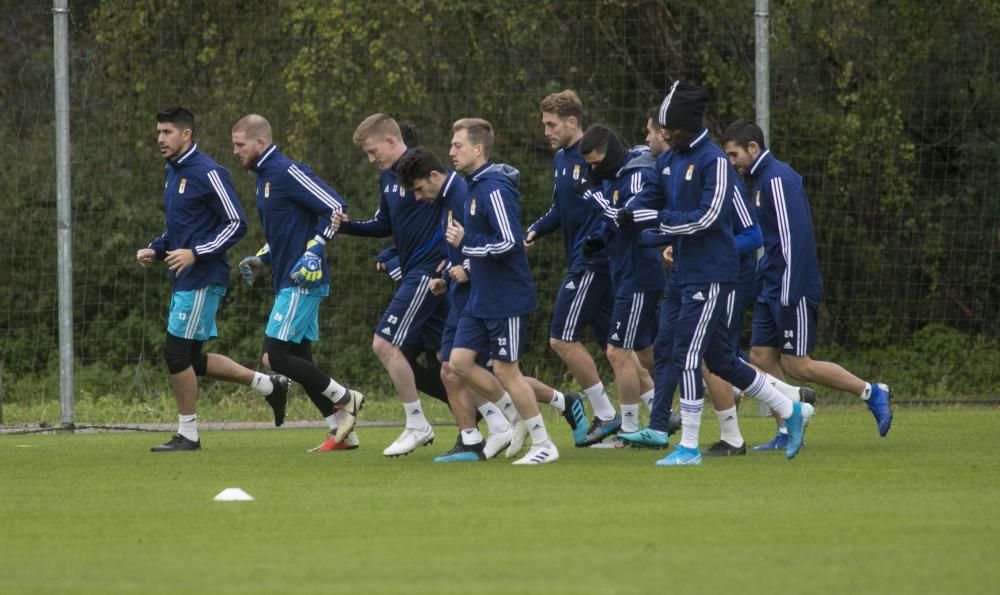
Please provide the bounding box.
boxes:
[658,81,709,132]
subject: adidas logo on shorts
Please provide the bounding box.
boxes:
[381,327,392,335]
[783,341,794,349]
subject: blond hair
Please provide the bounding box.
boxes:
[452,118,494,159]
[232,114,273,145]
[540,90,583,123]
[353,113,402,145]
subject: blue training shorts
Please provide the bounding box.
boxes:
[750,296,818,356]
[549,269,613,345]
[375,272,447,349]
[607,289,661,350]
[453,313,528,363]
[265,285,329,343]
[167,285,226,341]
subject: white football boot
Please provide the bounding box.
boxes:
[512,441,560,465]
[483,425,513,459]
[382,426,435,457]
[504,419,529,458]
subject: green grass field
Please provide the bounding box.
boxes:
[2,407,998,594]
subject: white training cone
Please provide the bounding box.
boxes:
[213,487,254,501]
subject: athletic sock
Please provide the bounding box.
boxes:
[583,382,617,421]
[403,400,431,431]
[621,403,640,433]
[524,414,550,446]
[250,372,274,395]
[322,378,347,402]
[178,414,198,442]
[679,399,703,449]
[763,373,801,402]
[461,428,484,445]
[743,372,794,419]
[715,406,744,447]
[548,390,566,412]
[478,402,511,434]
[859,382,873,400]
[324,413,338,431]
[639,389,655,411]
[496,392,520,423]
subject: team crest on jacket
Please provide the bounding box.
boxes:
[685,164,694,181]
[572,164,581,180]
[264,182,270,198]
[470,198,477,216]
[179,178,187,194]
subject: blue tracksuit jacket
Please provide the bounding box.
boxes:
[461,162,538,318]
[148,143,247,291]
[249,145,347,293]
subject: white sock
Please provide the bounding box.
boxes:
[679,400,702,449]
[715,406,744,447]
[639,389,655,411]
[859,382,873,400]
[461,428,484,445]
[250,372,273,395]
[621,404,640,433]
[743,372,794,419]
[496,392,520,423]
[324,413,338,431]
[549,390,566,412]
[524,414,551,446]
[478,402,511,434]
[403,400,431,430]
[583,382,616,421]
[178,414,198,442]
[322,378,347,401]
[764,373,801,402]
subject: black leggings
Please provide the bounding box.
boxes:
[263,337,336,418]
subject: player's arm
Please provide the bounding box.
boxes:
[766,175,810,306]
[145,231,169,261]
[525,186,561,245]
[190,168,248,261]
[283,164,347,243]
[657,155,730,236]
[619,170,665,230]
[336,191,392,238]
[460,186,522,259]
[732,183,762,255]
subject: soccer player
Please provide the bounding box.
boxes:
[524,90,610,445]
[628,83,808,464]
[137,106,288,452]
[333,114,452,457]
[720,118,894,444]
[395,146,516,461]
[231,114,364,452]
[576,125,665,446]
[444,117,559,464]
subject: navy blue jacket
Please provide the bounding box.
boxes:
[588,147,667,294]
[655,129,738,285]
[339,152,447,276]
[430,171,472,313]
[527,141,610,274]
[249,145,346,293]
[461,162,538,318]
[148,143,247,291]
[747,149,823,305]
[732,177,763,288]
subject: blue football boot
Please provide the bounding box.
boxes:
[578,415,622,447]
[752,431,788,452]
[433,436,486,463]
[562,392,590,446]
[785,402,805,460]
[866,383,894,437]
[618,427,670,449]
[655,445,702,466]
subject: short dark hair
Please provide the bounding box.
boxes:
[647,107,664,130]
[157,106,195,135]
[396,146,447,189]
[397,121,419,147]
[720,119,767,150]
[579,124,616,156]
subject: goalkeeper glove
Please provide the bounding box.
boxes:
[238,244,271,286]
[290,237,325,287]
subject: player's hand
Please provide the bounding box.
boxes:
[165,249,195,277]
[616,208,634,228]
[376,261,385,272]
[136,248,156,267]
[524,230,537,248]
[428,278,448,296]
[290,239,324,287]
[662,245,674,265]
[330,211,349,233]
[238,256,263,286]
[575,176,597,198]
[435,259,447,274]
[581,235,605,257]
[448,265,469,284]
[445,220,464,247]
